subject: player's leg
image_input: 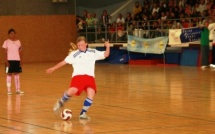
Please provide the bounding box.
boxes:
[53,87,78,114]
[210,43,215,67]
[5,61,12,95]
[6,73,12,95]
[14,73,24,94]
[79,87,95,120]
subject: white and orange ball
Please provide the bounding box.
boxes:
[61,109,72,121]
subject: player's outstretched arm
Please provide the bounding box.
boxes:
[46,60,67,74]
[104,40,110,58]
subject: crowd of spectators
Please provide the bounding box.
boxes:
[76,0,215,43]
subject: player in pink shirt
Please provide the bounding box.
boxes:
[46,36,110,119]
[2,29,24,95]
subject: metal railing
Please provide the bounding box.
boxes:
[77,17,212,43]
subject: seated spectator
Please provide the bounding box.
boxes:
[206,0,212,10]
[92,13,98,26]
[207,9,215,17]
[81,10,88,30]
[181,19,189,28]
[151,3,160,15]
[190,18,199,27]
[170,20,182,29]
[151,11,159,20]
[108,22,117,42]
[161,11,167,20]
[199,0,206,14]
[96,27,105,42]
[116,13,125,24]
[125,12,133,28]
[178,0,185,7]
[184,4,193,17]
[150,21,161,38]
[117,23,126,42]
[128,21,137,35]
[167,21,174,29]
[161,21,169,36]
[159,1,168,13]
[168,0,174,8]
[178,5,185,15]
[133,1,142,15]
[141,15,149,38]
[76,15,84,33]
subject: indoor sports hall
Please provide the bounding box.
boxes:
[0,0,215,133]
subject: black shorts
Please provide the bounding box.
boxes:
[6,60,22,73]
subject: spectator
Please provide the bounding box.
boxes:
[128,21,137,35]
[133,1,142,15]
[200,20,210,69]
[206,0,212,10]
[184,3,193,17]
[108,22,117,42]
[96,27,104,42]
[161,12,167,20]
[150,21,160,38]
[82,10,88,31]
[181,19,190,28]
[116,13,125,24]
[159,2,168,13]
[92,13,98,25]
[86,13,95,43]
[199,0,206,14]
[178,0,185,7]
[125,12,133,28]
[101,10,111,32]
[76,15,84,33]
[192,3,201,17]
[161,21,169,36]
[177,5,185,16]
[141,15,150,38]
[151,3,160,15]
[168,0,174,8]
[116,23,126,41]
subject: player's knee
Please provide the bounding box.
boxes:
[67,87,78,96]
[87,88,96,100]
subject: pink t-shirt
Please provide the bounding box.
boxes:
[2,39,21,61]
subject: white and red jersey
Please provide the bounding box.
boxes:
[64,48,105,77]
[2,39,21,61]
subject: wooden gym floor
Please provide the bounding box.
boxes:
[0,62,215,134]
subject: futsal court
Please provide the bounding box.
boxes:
[0,62,215,134]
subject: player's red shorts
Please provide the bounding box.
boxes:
[70,75,96,96]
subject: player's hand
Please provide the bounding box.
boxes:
[46,68,55,74]
[104,40,110,47]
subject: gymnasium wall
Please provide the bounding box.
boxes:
[0,0,77,63]
[0,15,76,63]
[0,0,75,15]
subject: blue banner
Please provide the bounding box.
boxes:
[169,27,201,46]
[127,35,168,54]
[180,27,201,43]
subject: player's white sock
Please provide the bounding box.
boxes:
[6,75,12,91]
[14,74,20,91]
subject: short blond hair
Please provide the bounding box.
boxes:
[76,36,87,43]
[68,36,87,54]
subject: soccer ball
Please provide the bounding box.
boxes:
[61,109,72,121]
